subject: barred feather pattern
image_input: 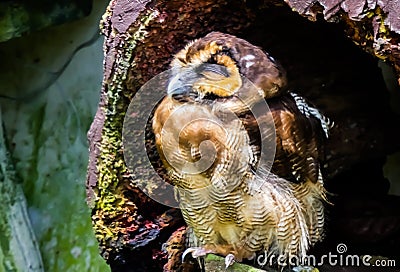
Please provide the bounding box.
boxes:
[291,178,326,245]
[153,31,331,265]
[179,169,325,261]
[153,95,327,262]
[289,92,333,138]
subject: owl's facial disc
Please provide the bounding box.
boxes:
[168,63,229,97]
[168,61,241,100]
[195,63,230,78]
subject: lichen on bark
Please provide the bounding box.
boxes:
[87,0,400,271]
[88,0,255,269]
[89,1,157,261]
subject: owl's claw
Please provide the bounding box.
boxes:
[182,247,213,262]
[225,253,235,269]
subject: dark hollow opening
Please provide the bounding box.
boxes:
[115,2,400,271]
[240,5,400,267]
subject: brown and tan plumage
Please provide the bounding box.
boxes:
[152,32,331,266]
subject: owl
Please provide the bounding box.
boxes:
[152,32,331,268]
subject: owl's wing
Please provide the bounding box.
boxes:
[267,93,330,184]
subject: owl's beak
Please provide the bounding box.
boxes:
[167,64,230,96]
[167,70,195,96]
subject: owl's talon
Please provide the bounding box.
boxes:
[182,247,213,262]
[225,253,235,268]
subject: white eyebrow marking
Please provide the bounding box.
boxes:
[242,54,255,61]
[267,55,276,62]
[245,61,255,68]
[242,55,256,68]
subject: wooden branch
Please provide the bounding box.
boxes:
[204,254,267,272]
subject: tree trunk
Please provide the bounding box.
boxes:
[86,0,400,271]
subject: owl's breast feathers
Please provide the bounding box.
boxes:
[152,31,330,262]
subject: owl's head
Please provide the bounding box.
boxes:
[168,32,287,99]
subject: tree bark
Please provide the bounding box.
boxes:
[86,0,400,271]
